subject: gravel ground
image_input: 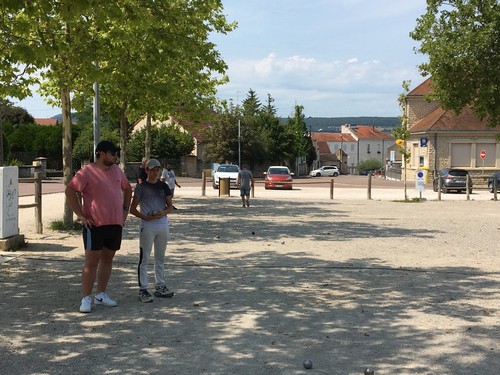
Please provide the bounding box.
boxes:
[1,185,499,374]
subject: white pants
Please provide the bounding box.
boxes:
[137,226,169,290]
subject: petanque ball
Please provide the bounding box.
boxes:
[252,231,255,235]
[364,368,374,375]
[303,359,313,369]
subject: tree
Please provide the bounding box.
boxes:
[72,105,120,162]
[127,125,194,163]
[89,0,236,167]
[285,105,315,170]
[1,0,235,225]
[392,81,412,201]
[0,0,111,224]
[411,0,500,127]
[0,99,34,126]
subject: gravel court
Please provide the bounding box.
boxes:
[1,186,499,374]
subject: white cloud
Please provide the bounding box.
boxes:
[218,52,423,117]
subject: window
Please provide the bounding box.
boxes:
[450,143,471,167]
[475,143,496,167]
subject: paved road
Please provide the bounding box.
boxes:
[19,175,413,197]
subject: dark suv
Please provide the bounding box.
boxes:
[433,168,473,193]
[487,172,500,193]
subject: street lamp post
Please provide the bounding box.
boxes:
[236,91,242,167]
[238,118,241,167]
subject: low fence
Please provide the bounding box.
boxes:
[201,172,370,200]
[18,172,43,234]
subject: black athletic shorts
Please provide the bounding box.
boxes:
[83,225,123,251]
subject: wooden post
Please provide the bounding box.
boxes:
[492,178,497,200]
[330,179,334,200]
[34,172,43,234]
[201,171,206,197]
[466,177,470,201]
[437,175,442,201]
[367,173,372,200]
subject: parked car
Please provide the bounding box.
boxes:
[487,172,500,193]
[309,166,339,177]
[264,166,294,190]
[433,168,473,193]
[212,164,240,189]
[359,170,374,176]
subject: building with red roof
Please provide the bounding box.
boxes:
[34,118,59,126]
[405,78,497,181]
[311,125,394,174]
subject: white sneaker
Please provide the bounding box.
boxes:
[94,292,117,307]
[79,296,92,313]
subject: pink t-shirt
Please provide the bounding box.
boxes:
[67,163,130,227]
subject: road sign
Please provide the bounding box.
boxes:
[480,150,486,159]
[415,170,426,192]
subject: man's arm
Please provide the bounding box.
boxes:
[122,184,133,221]
[65,186,94,227]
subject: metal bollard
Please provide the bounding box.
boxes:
[330,179,334,200]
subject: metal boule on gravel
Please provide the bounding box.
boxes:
[364,368,374,375]
[303,359,313,369]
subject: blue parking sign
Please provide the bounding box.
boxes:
[420,137,428,147]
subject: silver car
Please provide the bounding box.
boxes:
[309,166,339,177]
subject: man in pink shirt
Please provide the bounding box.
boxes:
[65,141,132,313]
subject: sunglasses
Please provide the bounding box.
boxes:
[106,150,120,157]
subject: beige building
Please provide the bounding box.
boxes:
[405,78,499,182]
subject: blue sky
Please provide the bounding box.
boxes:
[16,0,429,119]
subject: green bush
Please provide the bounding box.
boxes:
[358,158,382,172]
[6,159,24,167]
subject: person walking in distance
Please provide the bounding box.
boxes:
[137,158,148,184]
[130,158,174,303]
[65,140,132,313]
[237,164,254,207]
[160,163,181,209]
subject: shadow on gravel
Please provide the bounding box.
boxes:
[159,197,442,246]
[0,198,498,374]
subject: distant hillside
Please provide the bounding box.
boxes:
[280,117,400,133]
[53,113,78,123]
[51,113,399,133]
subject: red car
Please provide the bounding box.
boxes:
[264,166,294,190]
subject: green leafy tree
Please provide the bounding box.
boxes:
[72,106,120,162]
[5,124,65,162]
[0,99,34,126]
[392,81,412,200]
[285,105,315,169]
[0,0,112,223]
[1,1,235,225]
[88,0,236,167]
[203,103,238,164]
[127,125,194,163]
[411,0,499,127]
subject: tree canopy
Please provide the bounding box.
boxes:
[411,0,499,127]
[203,90,314,169]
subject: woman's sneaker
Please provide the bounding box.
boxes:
[79,296,92,313]
[138,289,153,303]
[153,286,174,298]
[94,292,117,307]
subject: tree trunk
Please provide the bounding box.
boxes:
[119,101,128,170]
[62,85,73,226]
[145,114,152,159]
